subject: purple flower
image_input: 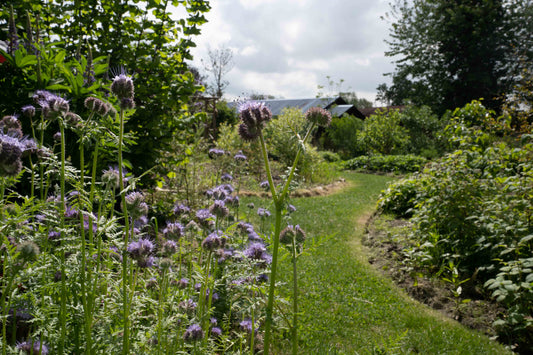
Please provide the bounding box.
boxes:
[243,242,272,264]
[123,191,148,219]
[280,224,306,245]
[211,327,222,337]
[173,203,190,216]
[208,148,225,157]
[161,240,178,256]
[257,208,271,218]
[209,200,229,218]
[163,222,184,240]
[196,208,214,221]
[238,101,272,141]
[224,195,240,207]
[177,278,189,289]
[127,238,154,260]
[110,72,134,101]
[183,323,204,341]
[179,299,197,312]
[239,319,257,334]
[288,204,297,213]
[32,90,70,118]
[234,151,247,161]
[221,172,233,182]
[21,105,36,119]
[16,339,49,355]
[201,230,227,251]
[102,165,128,189]
[259,180,270,190]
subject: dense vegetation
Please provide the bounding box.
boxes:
[377,101,533,353]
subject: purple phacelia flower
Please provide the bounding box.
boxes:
[209,200,229,218]
[177,278,189,289]
[234,150,247,161]
[161,240,178,256]
[243,242,272,264]
[238,101,272,141]
[239,319,257,334]
[208,148,225,157]
[288,204,297,213]
[110,72,134,101]
[16,339,49,355]
[102,165,128,189]
[127,238,154,260]
[163,222,184,240]
[201,230,227,251]
[257,208,271,218]
[173,203,190,216]
[280,224,306,245]
[21,105,36,119]
[183,323,204,341]
[123,191,148,219]
[305,106,332,127]
[259,180,270,190]
[179,299,197,313]
[224,195,239,207]
[211,326,222,337]
[221,172,233,181]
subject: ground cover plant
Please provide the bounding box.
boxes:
[375,101,533,353]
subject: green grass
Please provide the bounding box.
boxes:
[243,171,512,354]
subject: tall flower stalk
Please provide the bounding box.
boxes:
[236,102,331,354]
[110,71,135,354]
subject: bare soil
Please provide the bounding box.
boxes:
[361,213,506,339]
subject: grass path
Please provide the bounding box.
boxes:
[249,171,511,354]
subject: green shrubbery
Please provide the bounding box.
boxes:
[377,102,533,352]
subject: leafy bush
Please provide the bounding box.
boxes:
[323,114,364,159]
[390,108,533,350]
[357,109,410,155]
[319,150,341,163]
[400,105,447,158]
[263,108,324,181]
[343,154,427,174]
[377,175,426,218]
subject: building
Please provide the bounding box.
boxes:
[229,96,366,119]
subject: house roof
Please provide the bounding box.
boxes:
[229,96,366,119]
[359,105,406,117]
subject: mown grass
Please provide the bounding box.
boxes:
[243,171,512,354]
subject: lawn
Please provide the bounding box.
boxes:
[244,171,512,354]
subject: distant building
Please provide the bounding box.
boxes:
[229,96,366,119]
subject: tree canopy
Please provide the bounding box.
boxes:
[1,0,210,181]
[379,0,533,115]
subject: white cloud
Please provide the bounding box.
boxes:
[187,0,395,103]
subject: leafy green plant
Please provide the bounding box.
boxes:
[357,109,410,155]
[323,114,364,159]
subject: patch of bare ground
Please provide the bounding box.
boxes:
[238,178,349,198]
[361,213,506,340]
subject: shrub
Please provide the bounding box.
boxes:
[263,108,324,181]
[343,155,426,174]
[357,109,410,155]
[400,105,447,157]
[323,114,364,159]
[377,175,426,218]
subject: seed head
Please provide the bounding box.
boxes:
[183,324,204,341]
[84,97,111,116]
[111,73,135,100]
[305,106,332,127]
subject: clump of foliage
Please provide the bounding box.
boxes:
[400,105,447,158]
[1,1,210,184]
[323,114,364,159]
[344,154,426,174]
[263,107,327,182]
[377,101,533,352]
[357,108,410,155]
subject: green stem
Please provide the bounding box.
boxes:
[118,105,131,355]
[291,240,299,355]
[59,122,67,355]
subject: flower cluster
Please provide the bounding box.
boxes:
[243,242,272,264]
[0,116,37,176]
[110,72,135,109]
[279,224,307,246]
[238,102,272,141]
[33,90,70,120]
[127,238,155,267]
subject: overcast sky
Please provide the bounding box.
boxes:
[186,0,396,105]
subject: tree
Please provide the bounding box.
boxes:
[380,0,532,115]
[202,46,234,98]
[1,0,210,182]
